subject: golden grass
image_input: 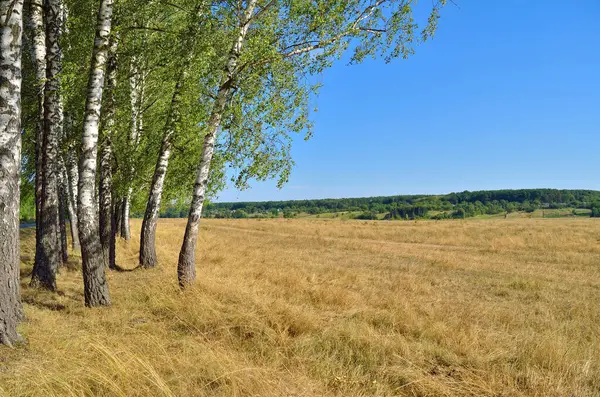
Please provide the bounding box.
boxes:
[1,218,599,396]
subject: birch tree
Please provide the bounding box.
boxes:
[138,3,208,269]
[178,0,259,286]
[31,0,65,290]
[26,0,46,270]
[0,0,25,346]
[177,0,446,286]
[57,159,68,263]
[139,76,184,268]
[120,52,145,241]
[64,126,80,250]
[77,0,114,307]
[99,33,118,270]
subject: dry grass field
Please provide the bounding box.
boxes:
[1,218,599,396]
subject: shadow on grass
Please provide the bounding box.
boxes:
[111,263,141,272]
[21,293,67,312]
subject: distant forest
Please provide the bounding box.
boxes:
[159,189,600,220]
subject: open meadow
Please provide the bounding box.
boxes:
[1,218,599,396]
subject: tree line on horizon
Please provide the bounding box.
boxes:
[175,188,600,220]
[0,0,446,346]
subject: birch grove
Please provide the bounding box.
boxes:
[1,0,445,344]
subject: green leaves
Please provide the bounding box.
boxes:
[20,0,447,215]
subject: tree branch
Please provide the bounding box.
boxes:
[281,0,389,58]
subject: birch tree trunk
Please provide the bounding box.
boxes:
[178,0,257,287]
[56,97,67,265]
[57,159,68,263]
[98,140,112,268]
[31,0,65,290]
[120,60,143,241]
[140,77,184,269]
[77,0,113,307]
[109,197,118,269]
[114,198,122,238]
[120,192,131,240]
[99,35,117,270]
[0,0,25,347]
[65,146,80,250]
[27,0,46,274]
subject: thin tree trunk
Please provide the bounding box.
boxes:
[27,0,46,277]
[120,58,144,242]
[57,159,68,263]
[120,190,132,240]
[57,96,67,264]
[114,197,122,238]
[140,77,184,268]
[99,34,117,269]
[178,0,257,287]
[77,0,113,307]
[65,146,80,250]
[0,0,25,347]
[109,198,117,269]
[31,0,65,290]
[99,142,112,266]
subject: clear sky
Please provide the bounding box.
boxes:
[218,0,600,202]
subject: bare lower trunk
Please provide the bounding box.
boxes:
[99,142,112,267]
[57,101,68,265]
[140,78,184,268]
[178,0,257,287]
[177,118,218,287]
[57,162,68,264]
[120,191,131,240]
[0,0,25,346]
[31,0,65,290]
[114,198,122,238]
[77,0,113,307]
[109,198,117,269]
[66,149,80,250]
[120,58,143,242]
[99,34,117,269]
[28,0,46,276]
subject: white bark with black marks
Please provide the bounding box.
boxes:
[114,198,122,239]
[109,197,117,269]
[120,190,132,240]
[65,147,81,251]
[56,103,67,265]
[99,34,117,270]
[57,157,68,264]
[140,76,184,268]
[27,0,45,274]
[77,0,113,307]
[178,0,258,287]
[31,0,64,290]
[121,57,144,241]
[0,0,25,347]
[65,142,80,250]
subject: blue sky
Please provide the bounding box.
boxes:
[219,0,600,202]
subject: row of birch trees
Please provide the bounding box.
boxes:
[0,0,446,346]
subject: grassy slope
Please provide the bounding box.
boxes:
[1,218,599,396]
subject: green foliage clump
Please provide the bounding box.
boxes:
[591,202,600,218]
[355,212,378,220]
[232,210,249,219]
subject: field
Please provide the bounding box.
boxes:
[1,218,599,396]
